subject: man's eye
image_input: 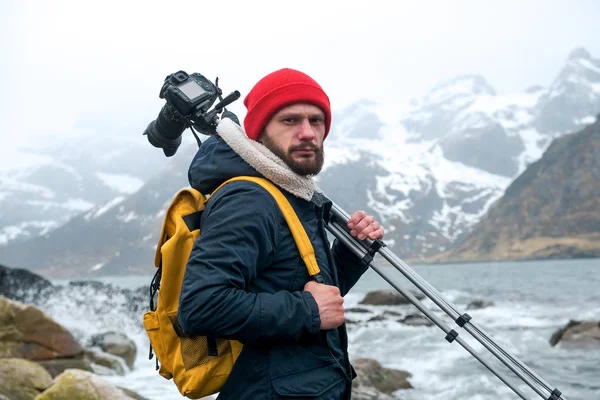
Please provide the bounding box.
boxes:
[310,118,324,124]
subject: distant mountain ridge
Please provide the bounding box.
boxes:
[431,114,600,262]
[1,47,600,277]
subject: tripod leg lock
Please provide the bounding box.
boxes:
[455,313,472,327]
[445,329,459,343]
[547,388,562,400]
[360,239,386,265]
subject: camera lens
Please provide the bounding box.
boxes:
[143,103,187,157]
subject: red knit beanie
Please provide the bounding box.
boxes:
[243,68,331,141]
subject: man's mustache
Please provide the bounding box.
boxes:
[289,144,320,152]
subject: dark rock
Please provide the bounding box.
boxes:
[550,320,600,347]
[0,264,54,304]
[382,310,403,318]
[88,331,137,370]
[38,357,93,378]
[467,299,495,310]
[85,348,128,376]
[346,307,373,314]
[367,315,387,323]
[398,314,434,327]
[351,358,412,396]
[359,290,425,306]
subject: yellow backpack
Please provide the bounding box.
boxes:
[142,176,322,399]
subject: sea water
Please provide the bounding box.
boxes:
[42,258,600,400]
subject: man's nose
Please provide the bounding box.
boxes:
[298,118,316,140]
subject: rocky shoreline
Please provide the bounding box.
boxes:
[1,265,598,399]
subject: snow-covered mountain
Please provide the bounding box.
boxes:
[1,47,599,277]
[0,116,193,245]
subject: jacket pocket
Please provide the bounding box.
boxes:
[271,360,346,398]
[268,341,347,398]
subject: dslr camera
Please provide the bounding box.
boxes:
[144,71,240,157]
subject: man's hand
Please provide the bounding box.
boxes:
[304,281,345,330]
[347,210,384,240]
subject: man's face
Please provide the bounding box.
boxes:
[259,103,326,176]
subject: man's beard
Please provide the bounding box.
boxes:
[260,136,325,176]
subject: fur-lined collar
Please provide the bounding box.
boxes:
[216,118,322,202]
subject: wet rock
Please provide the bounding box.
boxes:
[550,320,600,347]
[0,265,54,305]
[367,315,387,323]
[382,310,402,318]
[88,331,137,369]
[398,314,433,327]
[359,290,424,306]
[0,296,83,360]
[38,356,92,378]
[467,299,495,310]
[0,358,53,400]
[85,348,128,376]
[346,307,373,314]
[351,358,412,398]
[36,369,137,400]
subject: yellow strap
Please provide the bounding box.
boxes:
[210,176,321,277]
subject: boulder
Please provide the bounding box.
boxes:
[346,307,373,314]
[88,331,137,370]
[0,358,53,400]
[35,369,137,400]
[0,265,54,304]
[0,296,83,360]
[550,320,600,347]
[359,290,425,306]
[85,348,128,376]
[467,299,495,310]
[351,358,412,398]
[37,357,93,378]
[398,314,433,327]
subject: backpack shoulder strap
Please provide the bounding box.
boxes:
[211,176,321,279]
[154,187,206,268]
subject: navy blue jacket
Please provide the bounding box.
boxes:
[178,132,368,399]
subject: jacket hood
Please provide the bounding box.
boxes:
[188,117,320,201]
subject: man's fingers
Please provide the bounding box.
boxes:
[347,210,366,229]
[368,227,384,240]
[350,215,373,234]
[347,210,385,240]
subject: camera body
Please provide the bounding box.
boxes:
[144,70,239,157]
[160,71,220,120]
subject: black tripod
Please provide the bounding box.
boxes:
[325,201,567,400]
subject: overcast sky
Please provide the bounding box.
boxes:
[1,0,599,154]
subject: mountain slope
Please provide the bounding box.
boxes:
[432,115,600,262]
[0,116,183,246]
[0,143,197,278]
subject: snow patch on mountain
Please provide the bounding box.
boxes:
[84,196,125,220]
[95,172,145,194]
[0,220,59,245]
